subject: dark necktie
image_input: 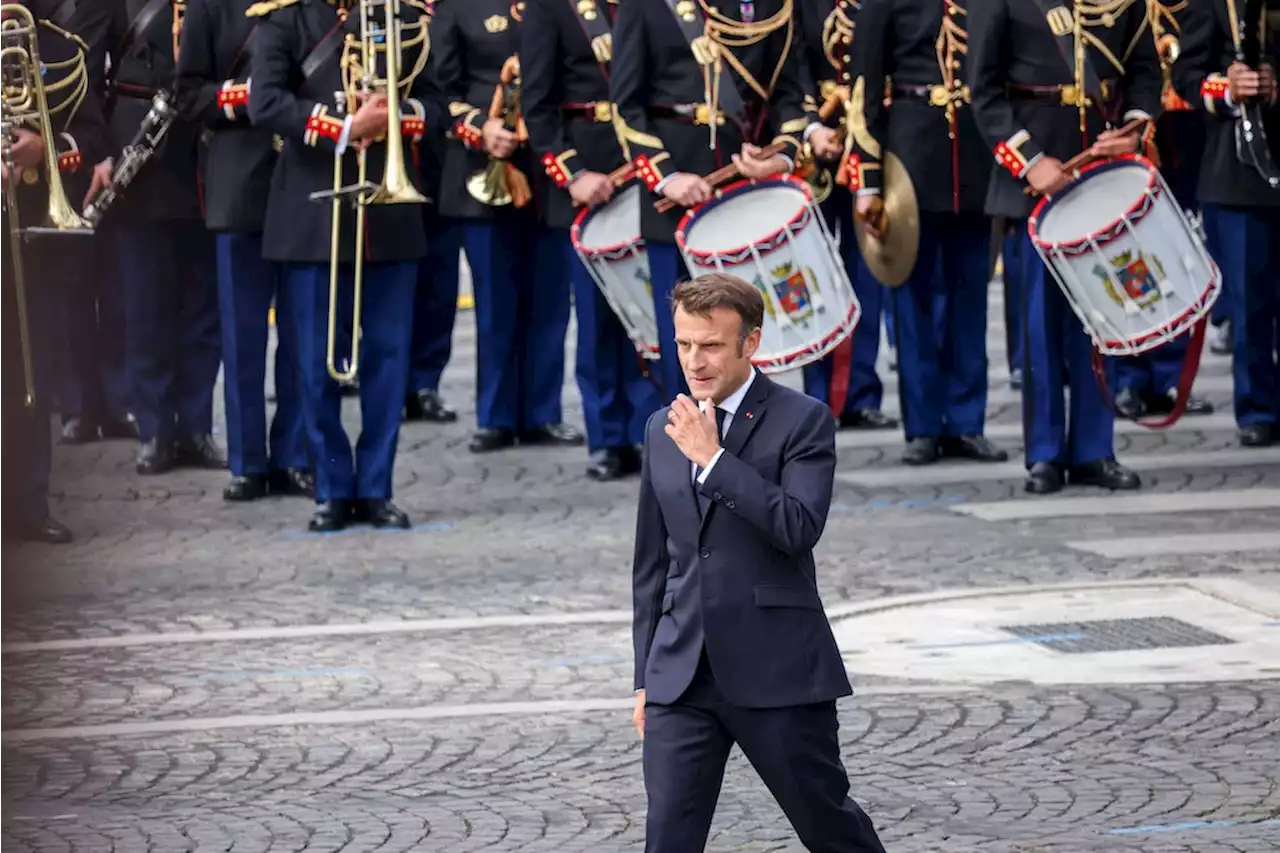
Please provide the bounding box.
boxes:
[694,407,729,510]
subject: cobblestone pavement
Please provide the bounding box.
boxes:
[3,280,1279,851]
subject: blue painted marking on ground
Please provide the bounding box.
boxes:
[830,495,966,514]
[1263,621,1280,627]
[199,668,370,682]
[1110,818,1280,835]
[915,632,1087,650]
[284,521,456,540]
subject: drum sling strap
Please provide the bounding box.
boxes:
[1088,314,1209,430]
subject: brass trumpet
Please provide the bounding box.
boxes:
[1,4,94,407]
[309,0,428,383]
[798,85,851,205]
[466,55,531,207]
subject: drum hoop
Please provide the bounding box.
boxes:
[1027,154,1158,255]
[675,175,815,262]
[750,302,860,371]
[572,195,646,258]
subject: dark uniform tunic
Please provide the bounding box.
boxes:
[247,0,446,522]
[431,0,583,447]
[609,0,811,398]
[2,9,106,538]
[968,0,1161,485]
[1173,0,1280,441]
[521,0,662,469]
[793,0,893,424]
[849,0,999,455]
[176,0,309,489]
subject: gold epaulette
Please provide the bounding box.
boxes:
[246,0,299,18]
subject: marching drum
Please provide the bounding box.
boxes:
[1028,154,1220,357]
[675,175,861,374]
[571,183,661,360]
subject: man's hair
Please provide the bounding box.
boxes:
[671,273,764,344]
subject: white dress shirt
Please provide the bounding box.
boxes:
[693,369,758,484]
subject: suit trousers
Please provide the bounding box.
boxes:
[465,218,571,431]
[645,241,692,401]
[1017,226,1115,467]
[891,211,991,440]
[570,244,662,451]
[408,216,464,394]
[1202,203,1280,429]
[119,220,221,443]
[803,192,885,414]
[216,232,308,476]
[282,261,416,502]
[644,652,886,853]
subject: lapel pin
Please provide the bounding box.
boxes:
[745,411,754,419]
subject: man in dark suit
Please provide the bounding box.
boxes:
[631,273,886,853]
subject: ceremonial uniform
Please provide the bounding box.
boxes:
[50,0,136,446]
[433,0,584,453]
[610,0,812,399]
[105,0,224,475]
[969,0,1161,493]
[521,0,662,478]
[1174,0,1280,447]
[247,0,447,531]
[849,0,1006,465]
[1114,0,1215,420]
[1,5,108,543]
[176,0,313,501]
[794,0,895,430]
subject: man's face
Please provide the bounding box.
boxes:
[673,305,760,403]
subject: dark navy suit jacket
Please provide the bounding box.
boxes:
[632,372,853,710]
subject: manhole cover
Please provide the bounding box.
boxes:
[999,616,1236,654]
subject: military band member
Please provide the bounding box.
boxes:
[433,0,585,453]
[610,0,839,400]
[1,3,111,543]
[849,0,1006,466]
[521,0,662,479]
[794,0,896,431]
[176,0,314,501]
[1173,0,1279,448]
[247,0,448,531]
[969,0,1162,494]
[88,0,224,475]
[54,0,137,446]
[1114,0,1215,421]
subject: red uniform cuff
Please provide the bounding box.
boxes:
[217,81,250,119]
[304,105,344,146]
[634,152,669,191]
[57,150,82,173]
[542,149,581,189]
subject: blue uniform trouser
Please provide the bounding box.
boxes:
[1115,335,1188,396]
[465,218,571,431]
[216,232,307,477]
[408,216,463,393]
[283,261,415,502]
[62,225,131,422]
[1202,203,1280,428]
[1001,230,1024,372]
[570,242,662,451]
[1017,225,1115,467]
[119,220,220,443]
[891,211,991,440]
[645,241,691,401]
[803,192,884,413]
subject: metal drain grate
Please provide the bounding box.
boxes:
[999,617,1236,654]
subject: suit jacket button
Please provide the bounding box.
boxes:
[726,500,736,509]
[713,492,722,500]
[700,549,711,559]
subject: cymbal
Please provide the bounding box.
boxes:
[855,151,920,288]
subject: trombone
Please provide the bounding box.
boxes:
[1,4,93,408]
[309,0,428,383]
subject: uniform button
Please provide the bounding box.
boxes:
[700,549,711,559]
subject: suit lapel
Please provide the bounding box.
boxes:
[698,373,773,534]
